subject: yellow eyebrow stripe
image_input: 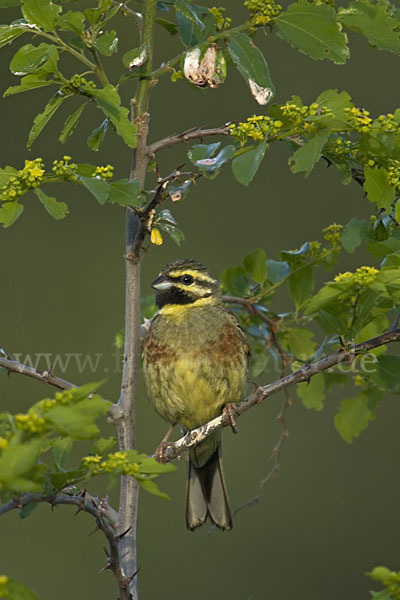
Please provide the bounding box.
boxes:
[167,269,216,284]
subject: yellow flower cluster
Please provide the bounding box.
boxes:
[52,155,78,180]
[15,410,46,434]
[244,0,282,24]
[308,240,323,257]
[323,223,343,249]
[330,137,354,158]
[387,159,400,192]
[334,266,379,287]
[343,107,372,133]
[0,575,9,598]
[82,451,140,476]
[375,113,399,133]
[229,103,329,145]
[0,437,8,451]
[0,159,46,202]
[94,165,114,181]
[209,6,232,29]
[61,75,97,95]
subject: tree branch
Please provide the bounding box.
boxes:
[147,124,232,157]
[160,329,400,462]
[0,356,76,390]
[0,489,137,600]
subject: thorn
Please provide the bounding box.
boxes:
[74,505,84,517]
[99,562,112,574]
[117,526,132,541]
[103,546,110,558]
[89,525,100,536]
[79,489,87,498]
[126,567,141,584]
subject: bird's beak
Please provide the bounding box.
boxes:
[151,275,173,291]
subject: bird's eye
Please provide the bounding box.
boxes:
[182,275,194,285]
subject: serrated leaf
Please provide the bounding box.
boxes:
[364,165,395,212]
[59,103,87,144]
[341,217,369,253]
[296,372,325,410]
[27,92,67,149]
[0,24,26,47]
[94,29,118,56]
[34,188,69,220]
[288,264,314,307]
[78,175,111,205]
[228,32,275,105]
[108,179,142,206]
[232,140,268,185]
[242,248,267,283]
[22,0,61,31]
[47,397,109,440]
[56,10,85,34]
[92,84,137,148]
[4,73,54,96]
[87,118,109,151]
[290,127,331,175]
[0,201,24,227]
[276,1,349,64]
[279,327,316,360]
[337,0,400,54]
[0,439,41,483]
[335,389,382,443]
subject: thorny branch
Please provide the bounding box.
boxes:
[147,124,232,157]
[159,328,400,462]
[0,489,136,600]
[0,355,75,391]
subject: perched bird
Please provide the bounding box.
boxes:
[142,258,249,530]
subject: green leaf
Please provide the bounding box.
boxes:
[94,29,118,56]
[267,259,290,284]
[395,200,400,225]
[276,1,349,64]
[19,502,38,519]
[137,477,170,499]
[316,89,354,127]
[188,142,221,163]
[175,3,215,46]
[279,327,316,360]
[0,0,23,6]
[108,179,142,206]
[296,373,325,411]
[87,118,109,151]
[364,165,395,212]
[91,436,116,456]
[92,85,137,148]
[0,201,24,227]
[4,73,54,96]
[337,0,400,54]
[158,221,185,245]
[341,217,369,253]
[305,282,344,314]
[335,389,382,443]
[59,103,87,144]
[5,577,40,600]
[47,396,109,440]
[132,452,176,474]
[49,469,84,489]
[0,24,26,48]
[51,436,73,469]
[0,439,41,484]
[242,248,267,283]
[220,266,249,296]
[288,264,314,307]
[27,92,67,149]
[194,145,235,177]
[175,0,205,29]
[156,17,178,35]
[22,0,61,31]
[34,188,69,220]
[56,10,85,34]
[78,175,111,205]
[290,127,331,175]
[251,351,269,377]
[228,32,275,105]
[232,140,268,185]
[369,355,400,393]
[9,42,53,75]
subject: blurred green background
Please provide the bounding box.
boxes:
[0,2,400,599]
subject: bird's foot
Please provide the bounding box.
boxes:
[222,403,239,434]
[154,424,175,463]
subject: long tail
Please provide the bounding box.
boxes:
[186,442,232,531]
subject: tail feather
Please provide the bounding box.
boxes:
[186,444,232,531]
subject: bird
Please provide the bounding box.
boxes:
[142,258,249,530]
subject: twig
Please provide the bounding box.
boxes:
[160,328,400,462]
[0,356,76,390]
[147,124,232,157]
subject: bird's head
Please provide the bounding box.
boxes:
[152,259,220,310]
